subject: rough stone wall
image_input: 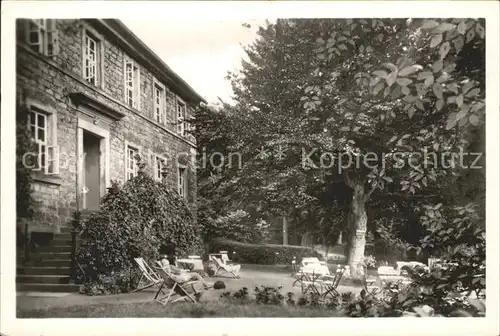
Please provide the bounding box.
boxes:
[16,19,198,231]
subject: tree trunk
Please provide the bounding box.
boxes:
[324,244,330,259]
[282,216,288,245]
[346,183,368,279]
[301,232,310,246]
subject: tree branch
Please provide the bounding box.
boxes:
[364,183,377,202]
[343,170,356,189]
[384,192,441,200]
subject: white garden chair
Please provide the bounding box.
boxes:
[210,255,241,278]
[153,261,202,305]
[133,257,165,293]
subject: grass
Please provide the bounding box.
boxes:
[17,300,338,318]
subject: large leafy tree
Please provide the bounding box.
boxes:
[301,18,485,277]
[198,18,485,278]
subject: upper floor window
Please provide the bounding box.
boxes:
[25,19,59,56]
[154,82,165,124]
[153,155,166,182]
[176,98,187,136]
[27,105,58,175]
[177,166,187,198]
[83,33,101,86]
[124,58,140,109]
[126,145,139,180]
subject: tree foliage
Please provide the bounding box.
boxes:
[202,209,270,243]
[193,18,485,281]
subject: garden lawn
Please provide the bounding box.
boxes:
[17,300,339,318]
[17,265,363,318]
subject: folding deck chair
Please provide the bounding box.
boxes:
[210,255,241,278]
[153,261,203,305]
[133,257,165,293]
[299,271,323,295]
[317,267,345,299]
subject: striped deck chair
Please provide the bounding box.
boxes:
[210,255,241,278]
[153,261,203,305]
[133,257,165,293]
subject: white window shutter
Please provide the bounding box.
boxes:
[30,142,42,172]
[45,145,59,175]
[163,94,167,125]
[177,118,183,135]
[33,142,44,172]
[135,67,141,110]
[26,20,43,53]
[46,29,59,57]
[123,58,127,104]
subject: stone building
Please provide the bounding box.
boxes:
[16,19,205,233]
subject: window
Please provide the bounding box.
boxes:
[126,145,139,180]
[154,83,165,124]
[152,155,166,181]
[124,58,140,109]
[176,98,187,136]
[27,106,58,174]
[25,19,59,56]
[83,33,100,86]
[177,166,187,198]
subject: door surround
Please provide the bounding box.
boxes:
[77,116,110,210]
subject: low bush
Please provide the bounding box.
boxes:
[76,159,202,294]
[219,284,485,318]
[209,238,323,265]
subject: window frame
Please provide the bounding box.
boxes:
[124,57,141,110]
[177,164,187,198]
[176,97,187,137]
[25,100,58,175]
[81,24,104,89]
[125,143,140,181]
[152,154,167,182]
[25,19,59,56]
[153,80,166,125]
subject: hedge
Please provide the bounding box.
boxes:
[209,238,323,265]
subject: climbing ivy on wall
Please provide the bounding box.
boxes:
[16,104,37,221]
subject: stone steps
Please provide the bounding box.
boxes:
[37,244,73,253]
[17,211,95,293]
[22,258,72,268]
[17,230,76,293]
[53,233,72,241]
[16,283,80,293]
[17,266,71,275]
[17,274,71,284]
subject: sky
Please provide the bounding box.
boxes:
[122,19,266,105]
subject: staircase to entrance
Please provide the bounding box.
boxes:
[16,210,95,293]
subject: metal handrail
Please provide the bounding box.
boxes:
[77,259,86,283]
